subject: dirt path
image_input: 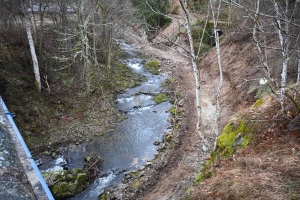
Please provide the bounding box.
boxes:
[120,13,220,199]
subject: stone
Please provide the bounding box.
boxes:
[42,169,89,200]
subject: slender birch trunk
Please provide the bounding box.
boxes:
[25,12,41,92]
[295,44,300,99]
[273,0,288,111]
[29,0,37,43]
[253,0,279,91]
[179,0,209,151]
[209,0,223,137]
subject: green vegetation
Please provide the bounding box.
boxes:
[169,106,184,116]
[42,169,89,200]
[102,61,146,92]
[191,26,213,54]
[131,0,172,36]
[216,120,252,157]
[98,192,108,200]
[253,98,264,108]
[195,120,252,184]
[144,60,161,74]
[153,93,168,104]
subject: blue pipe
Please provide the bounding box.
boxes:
[0,96,55,200]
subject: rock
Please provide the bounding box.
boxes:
[232,132,244,147]
[100,172,108,178]
[42,169,89,200]
[178,99,184,106]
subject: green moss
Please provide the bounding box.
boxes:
[153,93,168,104]
[253,98,264,108]
[216,120,252,157]
[76,173,87,185]
[210,150,217,163]
[169,106,184,116]
[43,169,89,200]
[98,192,109,200]
[195,120,252,184]
[144,60,161,74]
[169,106,176,115]
[195,168,216,185]
[195,150,217,185]
[52,182,68,197]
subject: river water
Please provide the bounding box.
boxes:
[40,42,172,199]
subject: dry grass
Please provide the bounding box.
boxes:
[188,96,300,200]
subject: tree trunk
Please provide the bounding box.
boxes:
[25,16,41,92]
[273,0,288,111]
[38,2,45,55]
[209,0,223,136]
[295,44,300,99]
[179,0,209,151]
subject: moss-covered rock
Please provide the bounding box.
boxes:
[144,60,161,74]
[42,169,89,200]
[153,93,168,104]
[98,192,109,200]
[216,120,251,157]
[195,120,252,184]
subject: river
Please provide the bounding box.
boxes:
[40,41,172,199]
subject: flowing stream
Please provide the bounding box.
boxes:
[39,42,172,199]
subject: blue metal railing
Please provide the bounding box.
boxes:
[0,96,54,200]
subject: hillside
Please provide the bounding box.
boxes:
[0,0,300,199]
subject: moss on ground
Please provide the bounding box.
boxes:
[153,93,168,104]
[144,60,161,74]
[195,119,252,185]
[253,98,264,108]
[216,120,252,157]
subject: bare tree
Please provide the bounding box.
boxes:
[22,0,42,92]
[209,0,223,136]
[53,0,130,95]
[179,0,210,151]
[223,0,300,111]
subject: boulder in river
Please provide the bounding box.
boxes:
[42,168,89,200]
